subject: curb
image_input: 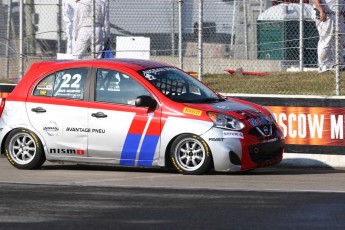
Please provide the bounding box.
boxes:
[280,152,345,169]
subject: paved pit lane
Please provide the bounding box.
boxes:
[0,156,345,230]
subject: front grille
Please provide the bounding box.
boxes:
[248,140,284,164]
[248,125,277,138]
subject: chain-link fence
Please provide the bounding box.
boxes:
[0,0,344,95]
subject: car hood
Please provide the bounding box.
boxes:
[184,98,270,121]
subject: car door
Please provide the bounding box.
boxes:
[87,68,162,167]
[26,68,90,157]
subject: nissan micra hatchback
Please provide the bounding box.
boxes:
[0,59,284,174]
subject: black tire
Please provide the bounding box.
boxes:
[170,134,212,175]
[5,128,46,169]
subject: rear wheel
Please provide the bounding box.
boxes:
[170,134,212,175]
[5,128,46,169]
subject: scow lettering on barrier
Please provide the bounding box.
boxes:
[267,106,344,146]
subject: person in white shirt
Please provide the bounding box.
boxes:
[73,0,110,59]
[62,0,77,54]
[313,0,345,72]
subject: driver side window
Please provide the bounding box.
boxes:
[95,69,150,105]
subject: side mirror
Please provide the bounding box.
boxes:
[135,95,157,109]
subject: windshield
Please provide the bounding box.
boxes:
[138,67,225,103]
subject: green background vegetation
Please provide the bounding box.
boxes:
[202,71,345,96]
[2,71,345,96]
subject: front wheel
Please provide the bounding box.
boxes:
[170,134,212,175]
[5,128,46,169]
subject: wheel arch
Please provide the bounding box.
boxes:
[2,127,48,156]
[1,131,11,156]
[4,127,46,169]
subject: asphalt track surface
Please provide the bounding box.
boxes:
[0,156,345,230]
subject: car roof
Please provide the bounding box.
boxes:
[8,59,174,100]
[35,58,171,71]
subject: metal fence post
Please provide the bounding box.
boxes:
[299,0,304,71]
[57,0,62,53]
[5,0,11,79]
[230,0,236,47]
[171,0,175,56]
[92,0,96,59]
[178,0,183,70]
[243,0,248,59]
[19,0,24,78]
[335,0,340,95]
[198,0,203,81]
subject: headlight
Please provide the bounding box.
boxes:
[207,112,245,130]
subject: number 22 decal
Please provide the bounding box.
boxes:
[61,74,82,88]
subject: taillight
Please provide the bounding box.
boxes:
[0,98,6,117]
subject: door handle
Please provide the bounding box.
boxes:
[31,107,46,113]
[91,112,107,118]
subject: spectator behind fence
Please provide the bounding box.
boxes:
[313,0,345,73]
[63,0,77,54]
[73,0,110,59]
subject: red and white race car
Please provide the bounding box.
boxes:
[0,59,284,174]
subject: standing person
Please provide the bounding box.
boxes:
[313,0,345,73]
[73,0,110,59]
[62,0,77,54]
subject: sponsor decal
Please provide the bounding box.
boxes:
[183,107,202,116]
[143,73,157,81]
[91,129,106,134]
[49,149,85,155]
[248,116,273,127]
[66,127,105,134]
[223,131,244,139]
[141,67,177,81]
[36,83,53,90]
[263,137,278,143]
[39,90,47,96]
[43,122,59,136]
[209,138,225,141]
[55,89,83,98]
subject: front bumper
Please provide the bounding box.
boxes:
[201,127,284,172]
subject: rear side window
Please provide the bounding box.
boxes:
[33,68,88,100]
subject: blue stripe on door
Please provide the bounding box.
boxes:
[137,135,160,167]
[120,134,141,166]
